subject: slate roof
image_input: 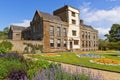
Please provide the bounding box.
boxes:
[83,24,94,29]
[37,10,62,21]
[10,25,26,31]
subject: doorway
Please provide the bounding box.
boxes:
[70,42,73,50]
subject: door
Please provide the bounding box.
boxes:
[70,42,72,49]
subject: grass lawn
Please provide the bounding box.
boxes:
[29,51,120,73]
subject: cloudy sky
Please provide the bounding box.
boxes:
[0,0,120,39]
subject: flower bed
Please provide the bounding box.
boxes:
[90,58,120,66]
[77,53,104,58]
[42,53,60,57]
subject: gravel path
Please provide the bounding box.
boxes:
[61,63,120,80]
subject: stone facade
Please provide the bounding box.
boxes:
[8,25,26,40]
[8,5,98,52]
[54,5,80,51]
[30,10,68,52]
[80,20,98,51]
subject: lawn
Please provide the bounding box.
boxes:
[30,51,120,73]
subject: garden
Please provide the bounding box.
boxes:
[30,51,120,73]
[0,40,104,80]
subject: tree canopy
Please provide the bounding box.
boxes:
[105,24,120,42]
[0,27,9,39]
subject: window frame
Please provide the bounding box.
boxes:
[57,27,61,36]
[57,39,61,48]
[71,11,75,17]
[72,19,76,24]
[50,38,54,48]
[63,40,67,47]
[63,28,67,37]
[50,26,54,36]
[72,30,77,36]
[74,40,79,45]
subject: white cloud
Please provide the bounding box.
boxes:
[80,3,120,39]
[11,20,30,27]
[83,7,120,23]
[95,27,110,39]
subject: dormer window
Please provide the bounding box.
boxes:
[71,11,75,17]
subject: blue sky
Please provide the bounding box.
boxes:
[0,0,120,39]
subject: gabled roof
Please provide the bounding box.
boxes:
[36,10,62,21]
[10,25,26,31]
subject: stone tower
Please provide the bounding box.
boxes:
[54,5,80,51]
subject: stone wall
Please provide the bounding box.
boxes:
[0,40,43,53]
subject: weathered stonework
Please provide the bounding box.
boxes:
[8,5,98,52]
[80,20,98,51]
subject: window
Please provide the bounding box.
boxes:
[50,26,54,36]
[63,28,67,36]
[74,40,79,45]
[57,27,61,36]
[89,41,91,47]
[86,32,87,39]
[72,19,76,24]
[94,41,96,47]
[50,38,54,47]
[64,40,67,47]
[71,11,75,17]
[88,35,90,39]
[82,41,84,47]
[86,41,88,47]
[82,31,84,38]
[16,34,20,37]
[72,30,76,36]
[88,32,90,39]
[93,33,95,39]
[57,39,61,47]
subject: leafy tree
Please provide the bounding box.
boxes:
[107,41,120,50]
[98,39,108,51]
[105,24,120,42]
[0,27,9,39]
[3,27,9,34]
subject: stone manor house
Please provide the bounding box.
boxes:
[8,5,98,52]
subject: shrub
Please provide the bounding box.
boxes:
[0,52,27,79]
[0,52,25,62]
[32,64,104,80]
[0,40,13,54]
[8,70,27,80]
[0,58,26,79]
[23,43,43,54]
[27,60,52,79]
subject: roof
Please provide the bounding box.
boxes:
[53,5,79,15]
[83,24,94,29]
[37,10,62,21]
[10,25,26,31]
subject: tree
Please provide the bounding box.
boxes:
[0,27,9,39]
[3,27,9,34]
[98,39,108,51]
[105,24,120,42]
[107,41,120,50]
